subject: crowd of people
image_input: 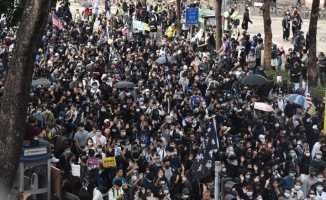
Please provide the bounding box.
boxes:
[1,0,326,199]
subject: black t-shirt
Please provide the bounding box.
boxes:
[319,57,326,72]
[149,21,158,32]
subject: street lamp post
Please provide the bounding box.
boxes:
[214,161,221,200]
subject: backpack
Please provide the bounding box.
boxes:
[78,187,92,200]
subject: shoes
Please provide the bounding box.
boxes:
[51,155,59,163]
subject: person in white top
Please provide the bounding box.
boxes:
[291,180,304,200]
[311,135,325,159]
[315,182,326,199]
[108,179,124,200]
[92,130,107,147]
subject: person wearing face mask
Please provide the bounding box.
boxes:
[291,180,303,200]
[74,123,89,153]
[240,185,254,200]
[33,106,46,129]
[315,182,326,198]
[311,151,326,172]
[311,135,325,159]
[92,129,107,148]
[239,169,253,188]
[277,167,297,192]
[181,187,191,200]
[283,188,292,199]
[306,189,317,200]
[302,167,317,198]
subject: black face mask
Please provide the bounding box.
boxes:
[229,156,236,160]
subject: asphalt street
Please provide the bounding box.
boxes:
[67,1,326,53]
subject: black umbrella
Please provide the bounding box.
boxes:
[80,1,92,8]
[114,81,136,88]
[240,74,268,86]
[155,56,175,64]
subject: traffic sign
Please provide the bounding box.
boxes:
[185,8,199,25]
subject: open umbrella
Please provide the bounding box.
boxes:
[286,94,306,107]
[31,78,51,86]
[254,102,274,112]
[114,81,136,89]
[240,74,268,86]
[80,1,92,8]
[155,56,176,64]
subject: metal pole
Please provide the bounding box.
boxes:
[214,161,221,200]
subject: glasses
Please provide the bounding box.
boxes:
[239,142,244,144]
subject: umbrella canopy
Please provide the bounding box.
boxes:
[240,74,268,86]
[31,78,51,86]
[155,56,175,64]
[286,94,306,107]
[80,1,92,8]
[254,102,274,112]
[114,81,136,89]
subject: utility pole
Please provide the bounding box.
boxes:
[176,0,182,36]
[215,0,222,50]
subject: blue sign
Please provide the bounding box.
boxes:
[185,8,199,25]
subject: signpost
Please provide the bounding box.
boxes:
[185,8,199,25]
[185,8,199,41]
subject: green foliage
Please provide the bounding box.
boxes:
[0,0,26,26]
[265,69,326,101]
[0,0,56,26]
[311,86,326,102]
[265,69,290,83]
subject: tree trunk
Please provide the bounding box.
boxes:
[308,0,320,87]
[216,0,222,50]
[176,0,182,36]
[0,0,51,198]
[262,0,272,69]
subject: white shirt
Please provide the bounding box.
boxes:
[108,187,124,200]
[311,142,322,159]
[316,191,326,199]
[92,135,107,147]
[157,147,166,161]
[93,0,99,8]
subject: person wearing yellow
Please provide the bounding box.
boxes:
[230,4,240,26]
[154,2,162,14]
[166,23,176,39]
[74,9,81,23]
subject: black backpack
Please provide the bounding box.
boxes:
[78,180,92,200]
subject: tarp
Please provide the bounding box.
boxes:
[132,20,150,33]
[31,78,51,86]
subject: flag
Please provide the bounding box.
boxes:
[52,12,63,30]
[304,84,313,110]
[191,121,218,180]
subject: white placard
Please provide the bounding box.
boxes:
[71,164,81,177]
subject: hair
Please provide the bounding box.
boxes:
[114,179,123,187]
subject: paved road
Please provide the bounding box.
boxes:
[67,1,326,53]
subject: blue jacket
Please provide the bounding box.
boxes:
[278,176,296,191]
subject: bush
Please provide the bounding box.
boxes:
[264,70,325,102]
[264,69,290,83]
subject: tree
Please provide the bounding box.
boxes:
[215,0,222,50]
[0,0,51,198]
[307,0,320,87]
[0,0,26,26]
[261,0,272,69]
